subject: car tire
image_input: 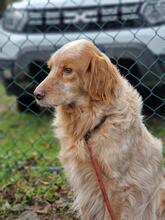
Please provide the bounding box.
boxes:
[17,94,41,113]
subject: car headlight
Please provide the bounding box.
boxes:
[2,9,28,32]
[141,0,165,25]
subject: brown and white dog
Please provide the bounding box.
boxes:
[34,39,165,220]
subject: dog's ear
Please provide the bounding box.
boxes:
[85,52,120,104]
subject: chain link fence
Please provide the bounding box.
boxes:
[0,0,165,219]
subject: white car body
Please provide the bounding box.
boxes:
[0,0,164,112]
[0,0,165,59]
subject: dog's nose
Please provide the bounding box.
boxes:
[34,91,45,100]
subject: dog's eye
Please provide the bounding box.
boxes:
[63,67,73,75]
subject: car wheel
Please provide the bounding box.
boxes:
[17,94,42,113]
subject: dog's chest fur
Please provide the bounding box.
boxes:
[53,106,129,219]
[52,102,164,220]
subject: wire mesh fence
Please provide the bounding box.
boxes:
[0,0,165,219]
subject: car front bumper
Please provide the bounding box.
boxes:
[0,25,165,96]
[0,24,165,60]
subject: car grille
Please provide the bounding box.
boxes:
[24,3,146,33]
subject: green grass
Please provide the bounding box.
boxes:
[0,85,76,219]
[0,84,164,219]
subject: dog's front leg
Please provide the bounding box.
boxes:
[80,208,89,220]
[157,187,165,220]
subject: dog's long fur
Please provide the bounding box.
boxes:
[34,39,165,220]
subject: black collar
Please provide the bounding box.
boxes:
[84,116,108,141]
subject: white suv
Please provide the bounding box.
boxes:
[0,0,165,113]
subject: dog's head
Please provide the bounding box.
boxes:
[34,39,120,107]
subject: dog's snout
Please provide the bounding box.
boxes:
[34,91,45,100]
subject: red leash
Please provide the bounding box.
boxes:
[85,138,116,220]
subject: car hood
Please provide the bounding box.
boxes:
[11,0,145,9]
